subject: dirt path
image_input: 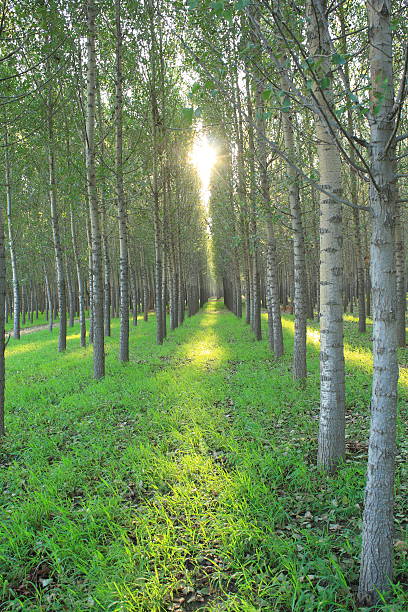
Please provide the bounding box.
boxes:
[11,320,83,336]
[19,323,54,335]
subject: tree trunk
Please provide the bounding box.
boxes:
[395,199,406,346]
[339,4,366,333]
[86,0,104,378]
[266,216,284,356]
[280,80,307,378]
[115,0,129,362]
[358,0,399,603]
[149,4,164,346]
[252,76,282,353]
[86,216,94,344]
[4,129,20,340]
[44,268,53,333]
[96,79,111,339]
[0,203,6,437]
[47,91,66,352]
[308,0,345,472]
[65,256,75,327]
[141,252,149,322]
[130,263,138,326]
[70,206,86,347]
[245,72,262,341]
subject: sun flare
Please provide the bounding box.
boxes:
[190,134,217,209]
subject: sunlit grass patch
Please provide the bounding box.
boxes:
[0,303,406,610]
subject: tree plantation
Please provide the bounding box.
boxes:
[0,0,406,610]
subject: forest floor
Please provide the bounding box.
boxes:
[5,313,60,334]
[0,301,407,611]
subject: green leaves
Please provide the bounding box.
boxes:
[187,0,200,10]
[181,107,194,125]
[191,82,201,96]
[319,76,331,90]
[235,0,250,9]
[181,106,202,125]
[211,0,225,16]
[331,53,347,66]
[281,95,291,112]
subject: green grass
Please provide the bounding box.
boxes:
[0,302,406,611]
[5,311,93,333]
[5,312,56,332]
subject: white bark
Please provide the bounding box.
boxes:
[307,0,345,472]
[86,0,104,378]
[115,0,129,362]
[4,129,20,340]
[358,0,399,603]
[0,202,5,437]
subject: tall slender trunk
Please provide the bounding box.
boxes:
[177,236,184,326]
[65,255,75,327]
[44,267,53,333]
[47,90,66,352]
[4,129,20,340]
[232,59,250,326]
[70,206,86,347]
[148,0,164,346]
[395,198,406,346]
[339,6,366,333]
[115,0,129,361]
[245,72,261,340]
[162,248,167,336]
[102,211,111,336]
[162,178,169,338]
[130,263,138,326]
[170,239,178,330]
[266,216,284,356]
[96,78,111,338]
[34,283,39,319]
[308,0,345,472]
[141,250,149,322]
[358,0,399,602]
[86,216,94,344]
[86,0,104,378]
[29,281,33,324]
[353,207,366,332]
[243,244,251,325]
[231,191,242,319]
[252,78,282,353]
[21,284,25,326]
[0,203,5,437]
[279,74,307,377]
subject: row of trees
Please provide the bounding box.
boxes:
[0,0,211,421]
[0,0,406,606]
[181,0,406,605]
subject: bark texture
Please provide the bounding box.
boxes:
[280,85,307,378]
[86,0,104,378]
[0,204,5,436]
[308,0,345,472]
[4,130,20,340]
[358,0,399,603]
[115,0,129,362]
[70,206,86,347]
[47,92,66,352]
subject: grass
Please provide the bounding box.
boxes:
[5,312,58,333]
[0,301,406,611]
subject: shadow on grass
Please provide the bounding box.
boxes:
[0,302,406,611]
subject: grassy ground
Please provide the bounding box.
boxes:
[0,302,406,611]
[5,313,58,333]
[4,312,94,334]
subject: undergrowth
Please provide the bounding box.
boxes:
[0,301,406,611]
